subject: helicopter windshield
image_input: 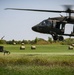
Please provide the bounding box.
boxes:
[41,20,52,26]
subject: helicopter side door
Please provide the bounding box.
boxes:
[52,21,65,34]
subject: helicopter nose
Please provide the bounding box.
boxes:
[32,26,38,32]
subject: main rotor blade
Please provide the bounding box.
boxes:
[5,8,65,13]
[5,8,74,13]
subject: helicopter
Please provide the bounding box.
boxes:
[5,5,74,41]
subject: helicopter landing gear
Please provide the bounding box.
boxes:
[52,34,64,41]
[52,34,58,41]
[58,36,64,41]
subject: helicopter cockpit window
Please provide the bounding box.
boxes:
[43,21,46,25]
[46,20,52,26]
[42,20,48,25]
[41,20,52,26]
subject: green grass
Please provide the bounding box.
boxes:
[1,44,74,53]
[0,54,74,75]
[0,44,74,75]
[0,65,74,75]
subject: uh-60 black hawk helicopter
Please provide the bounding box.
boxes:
[5,5,74,41]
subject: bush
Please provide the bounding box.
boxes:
[0,40,6,44]
[61,38,74,45]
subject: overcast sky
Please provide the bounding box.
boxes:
[0,0,74,40]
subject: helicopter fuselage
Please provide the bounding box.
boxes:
[32,16,74,41]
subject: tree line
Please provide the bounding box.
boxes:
[0,37,74,45]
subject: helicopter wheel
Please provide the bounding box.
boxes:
[58,36,64,41]
[52,34,58,41]
[52,34,64,41]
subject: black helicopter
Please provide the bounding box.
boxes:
[5,5,74,41]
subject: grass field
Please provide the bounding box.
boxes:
[2,44,74,54]
[0,44,74,75]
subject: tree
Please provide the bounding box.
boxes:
[22,40,28,44]
[34,37,38,44]
[0,40,6,44]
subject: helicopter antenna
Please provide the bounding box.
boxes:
[60,14,63,17]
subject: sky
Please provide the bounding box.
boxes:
[0,0,74,41]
